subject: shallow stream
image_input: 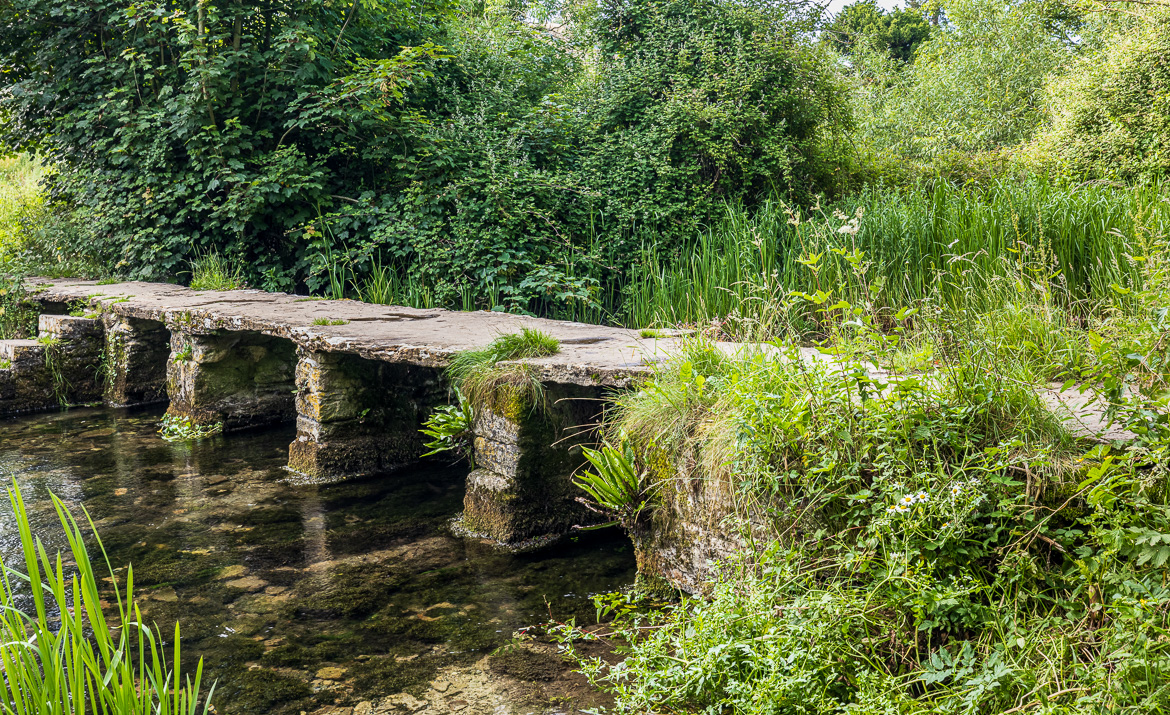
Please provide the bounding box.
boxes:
[0,407,636,714]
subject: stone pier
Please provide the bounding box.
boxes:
[0,314,105,416]
[165,330,297,430]
[103,315,170,406]
[38,314,104,405]
[287,349,445,482]
[0,339,51,415]
[461,382,603,545]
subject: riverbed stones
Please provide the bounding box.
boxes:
[165,329,297,430]
[287,349,445,482]
[460,383,602,545]
[103,314,170,406]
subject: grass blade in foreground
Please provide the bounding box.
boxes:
[0,479,213,713]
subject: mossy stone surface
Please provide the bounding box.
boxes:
[287,348,446,482]
[464,382,605,545]
[100,313,170,404]
[165,329,296,430]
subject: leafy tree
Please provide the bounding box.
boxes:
[578,0,848,238]
[824,0,932,63]
[0,0,454,286]
[850,0,1072,160]
[1039,9,1170,181]
[0,0,849,314]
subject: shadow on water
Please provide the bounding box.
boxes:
[0,406,636,714]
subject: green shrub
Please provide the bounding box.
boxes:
[0,155,44,258]
[573,441,654,530]
[1039,11,1170,181]
[0,0,848,311]
[420,389,475,465]
[0,275,38,340]
[848,0,1074,162]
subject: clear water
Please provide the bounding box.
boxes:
[0,406,636,713]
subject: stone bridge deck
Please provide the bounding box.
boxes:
[30,279,675,386]
[0,279,1130,551]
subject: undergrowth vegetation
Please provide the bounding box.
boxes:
[548,199,1170,713]
[445,327,560,414]
[0,275,38,340]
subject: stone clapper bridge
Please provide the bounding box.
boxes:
[0,279,681,548]
[0,279,1128,588]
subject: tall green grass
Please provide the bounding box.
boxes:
[0,479,212,713]
[189,251,245,291]
[353,257,438,309]
[622,179,1169,334]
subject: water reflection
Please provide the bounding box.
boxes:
[0,407,635,714]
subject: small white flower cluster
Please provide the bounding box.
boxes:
[949,478,981,497]
[887,490,929,514]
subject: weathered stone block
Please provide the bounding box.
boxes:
[0,366,15,401]
[629,448,772,594]
[38,314,104,404]
[460,382,603,546]
[0,339,45,370]
[286,349,445,482]
[165,330,297,430]
[0,339,53,415]
[103,315,170,407]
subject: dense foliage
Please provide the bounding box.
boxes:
[1040,12,1170,181]
[849,0,1074,165]
[0,0,846,312]
[555,203,1170,713]
[0,0,455,284]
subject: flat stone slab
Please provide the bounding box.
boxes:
[28,279,1134,442]
[30,279,681,388]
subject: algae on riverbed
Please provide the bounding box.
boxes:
[0,405,636,714]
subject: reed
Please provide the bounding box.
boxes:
[621,178,1169,335]
[0,479,212,713]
